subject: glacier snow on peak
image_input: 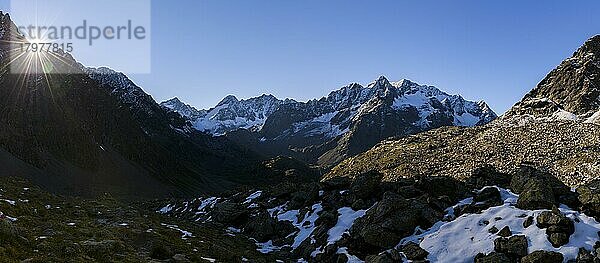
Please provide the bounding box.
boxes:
[160,76,497,137]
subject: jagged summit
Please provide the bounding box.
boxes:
[576,34,600,55]
[505,35,600,122]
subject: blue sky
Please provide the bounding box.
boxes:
[5,1,600,113]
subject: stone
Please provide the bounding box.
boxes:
[349,192,443,251]
[536,210,575,247]
[81,240,125,260]
[577,180,600,218]
[548,233,570,248]
[0,219,18,242]
[498,226,512,237]
[521,250,563,263]
[474,252,512,263]
[488,226,499,234]
[466,165,512,189]
[516,179,556,210]
[365,253,395,263]
[456,187,503,216]
[414,176,469,203]
[350,170,383,200]
[576,247,594,263]
[523,216,534,228]
[243,212,295,243]
[494,235,528,258]
[212,201,248,225]
[401,242,429,260]
[172,254,190,263]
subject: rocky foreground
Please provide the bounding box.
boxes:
[157,164,600,262]
[0,177,275,262]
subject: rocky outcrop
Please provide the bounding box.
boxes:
[505,35,600,119]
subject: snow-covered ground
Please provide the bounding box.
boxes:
[401,187,600,263]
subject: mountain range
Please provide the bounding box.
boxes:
[161,76,497,166]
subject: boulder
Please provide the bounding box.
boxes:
[577,180,600,218]
[474,252,512,263]
[494,235,528,259]
[243,212,295,242]
[467,165,512,189]
[212,201,248,225]
[414,176,469,203]
[349,192,443,251]
[576,247,594,263]
[81,240,125,260]
[510,165,570,196]
[456,187,502,216]
[498,226,512,237]
[521,250,563,263]
[516,179,556,210]
[488,226,499,234]
[523,216,534,228]
[401,242,429,260]
[511,165,577,209]
[0,218,18,242]
[350,170,383,200]
[172,254,190,263]
[288,183,321,209]
[536,210,575,247]
[365,254,394,263]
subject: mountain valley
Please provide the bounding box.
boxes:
[0,7,599,263]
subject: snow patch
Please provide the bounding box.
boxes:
[327,207,367,244]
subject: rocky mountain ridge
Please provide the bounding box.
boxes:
[162,76,497,166]
[504,35,600,124]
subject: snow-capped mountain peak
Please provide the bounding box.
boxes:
[160,97,206,121]
[161,76,496,140]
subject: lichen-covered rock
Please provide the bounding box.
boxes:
[456,187,503,216]
[0,219,18,242]
[350,170,383,200]
[521,250,563,263]
[349,192,443,250]
[576,247,594,263]
[536,209,575,247]
[494,235,528,259]
[414,176,469,203]
[401,242,429,260]
[516,179,556,210]
[81,240,126,260]
[212,201,248,225]
[474,252,512,263]
[498,226,512,237]
[577,180,600,218]
[243,212,295,242]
